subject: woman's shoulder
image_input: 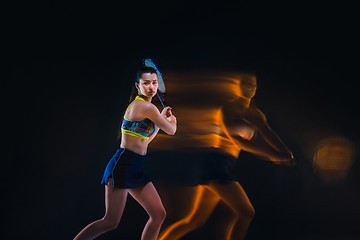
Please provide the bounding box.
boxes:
[132,98,154,107]
[248,106,267,122]
[130,99,157,113]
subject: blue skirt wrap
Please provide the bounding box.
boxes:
[101,148,150,189]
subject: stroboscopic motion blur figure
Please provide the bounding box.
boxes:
[155,72,295,240]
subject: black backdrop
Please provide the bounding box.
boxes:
[4,1,360,239]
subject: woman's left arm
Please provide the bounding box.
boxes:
[148,107,174,143]
[254,108,293,156]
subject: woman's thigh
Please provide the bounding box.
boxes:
[104,180,128,222]
[204,181,253,214]
[128,182,165,217]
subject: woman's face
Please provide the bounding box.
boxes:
[239,77,257,99]
[136,73,158,98]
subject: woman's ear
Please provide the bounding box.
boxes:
[135,82,141,95]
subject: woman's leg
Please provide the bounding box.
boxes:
[159,185,220,240]
[128,182,166,240]
[73,180,128,240]
[204,181,255,240]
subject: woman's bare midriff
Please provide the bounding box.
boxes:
[120,133,149,155]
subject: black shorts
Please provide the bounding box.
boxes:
[146,148,236,186]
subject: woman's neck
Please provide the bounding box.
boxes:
[137,95,152,102]
[237,96,251,108]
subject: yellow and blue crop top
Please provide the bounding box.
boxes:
[121,96,155,140]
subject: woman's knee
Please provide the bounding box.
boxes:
[233,203,255,220]
[101,217,120,231]
[185,214,209,230]
[150,207,166,223]
[245,205,255,219]
[158,207,167,222]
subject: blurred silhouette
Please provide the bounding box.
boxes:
[147,71,295,240]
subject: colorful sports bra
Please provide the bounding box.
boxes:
[121,96,155,140]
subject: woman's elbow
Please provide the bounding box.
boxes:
[160,121,176,135]
[168,128,176,135]
[165,126,176,135]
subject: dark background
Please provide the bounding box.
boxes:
[4,1,360,239]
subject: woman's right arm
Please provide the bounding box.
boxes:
[144,104,177,135]
[220,106,293,166]
[252,108,293,156]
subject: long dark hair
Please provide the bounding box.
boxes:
[116,66,158,142]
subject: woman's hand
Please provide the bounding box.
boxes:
[160,106,176,123]
[167,114,177,123]
[143,103,176,135]
[161,106,173,118]
[270,152,296,166]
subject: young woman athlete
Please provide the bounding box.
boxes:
[73,66,177,240]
